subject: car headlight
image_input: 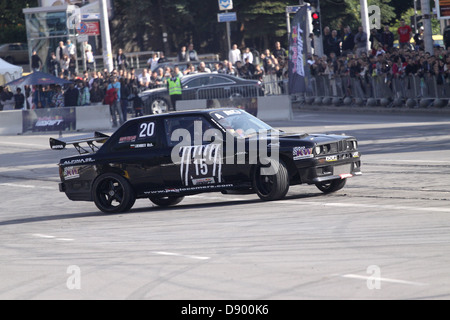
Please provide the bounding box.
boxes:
[315,145,322,155]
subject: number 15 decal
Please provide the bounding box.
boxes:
[139,122,155,138]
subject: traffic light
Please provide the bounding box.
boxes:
[312,12,321,36]
[305,0,319,7]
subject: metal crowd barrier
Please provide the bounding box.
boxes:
[304,74,450,108]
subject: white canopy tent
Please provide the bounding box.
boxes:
[0,58,23,87]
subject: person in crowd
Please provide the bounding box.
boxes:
[138,68,151,88]
[380,25,394,51]
[341,26,354,56]
[55,41,67,66]
[178,45,188,62]
[106,75,123,127]
[31,51,42,72]
[116,48,128,70]
[66,39,76,56]
[229,44,241,65]
[197,61,211,73]
[147,53,159,71]
[47,52,59,76]
[52,85,65,108]
[354,26,368,57]
[397,19,413,49]
[120,77,131,122]
[64,82,79,107]
[187,43,199,61]
[14,88,25,110]
[89,80,104,105]
[77,80,90,106]
[328,30,342,57]
[273,41,287,63]
[167,69,182,110]
[414,26,425,51]
[322,26,332,57]
[242,47,254,64]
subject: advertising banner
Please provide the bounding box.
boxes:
[288,6,309,94]
[23,107,76,133]
[437,0,450,19]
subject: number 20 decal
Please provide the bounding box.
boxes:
[139,122,155,138]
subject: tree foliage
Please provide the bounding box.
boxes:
[0,0,440,57]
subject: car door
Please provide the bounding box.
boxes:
[160,115,226,190]
[105,118,165,196]
[182,76,208,100]
[208,75,236,99]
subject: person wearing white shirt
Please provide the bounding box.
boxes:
[66,39,76,56]
[147,53,159,71]
[138,68,151,88]
[242,47,253,64]
[228,44,241,65]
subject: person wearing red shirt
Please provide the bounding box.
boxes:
[397,19,412,49]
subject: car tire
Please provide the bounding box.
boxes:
[149,196,184,207]
[253,159,289,201]
[92,173,136,213]
[315,178,347,194]
[150,98,169,114]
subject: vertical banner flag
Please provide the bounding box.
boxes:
[288,6,308,94]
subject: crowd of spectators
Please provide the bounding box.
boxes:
[310,20,450,89]
[1,40,290,113]
[5,19,444,113]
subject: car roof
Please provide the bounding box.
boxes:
[125,108,240,122]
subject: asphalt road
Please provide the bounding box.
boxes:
[0,109,449,301]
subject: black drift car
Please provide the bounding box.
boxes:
[50,108,361,213]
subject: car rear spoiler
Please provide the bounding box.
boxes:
[50,132,110,154]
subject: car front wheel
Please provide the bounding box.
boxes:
[253,159,289,201]
[92,173,136,213]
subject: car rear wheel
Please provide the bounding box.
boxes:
[149,196,184,207]
[315,178,347,193]
[253,159,289,201]
[93,173,136,213]
[150,98,169,114]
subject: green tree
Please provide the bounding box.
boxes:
[0,0,38,44]
[320,0,396,32]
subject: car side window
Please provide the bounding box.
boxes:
[183,77,208,89]
[209,76,234,85]
[111,120,160,152]
[164,116,217,147]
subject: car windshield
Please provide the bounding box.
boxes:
[210,109,277,138]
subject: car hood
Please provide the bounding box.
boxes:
[279,132,355,142]
[139,86,167,97]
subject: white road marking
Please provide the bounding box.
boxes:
[32,234,74,241]
[152,251,210,260]
[33,234,56,239]
[340,274,427,286]
[279,200,450,213]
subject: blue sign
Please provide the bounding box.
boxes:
[218,0,233,11]
[217,12,237,23]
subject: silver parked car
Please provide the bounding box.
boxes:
[0,43,29,65]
